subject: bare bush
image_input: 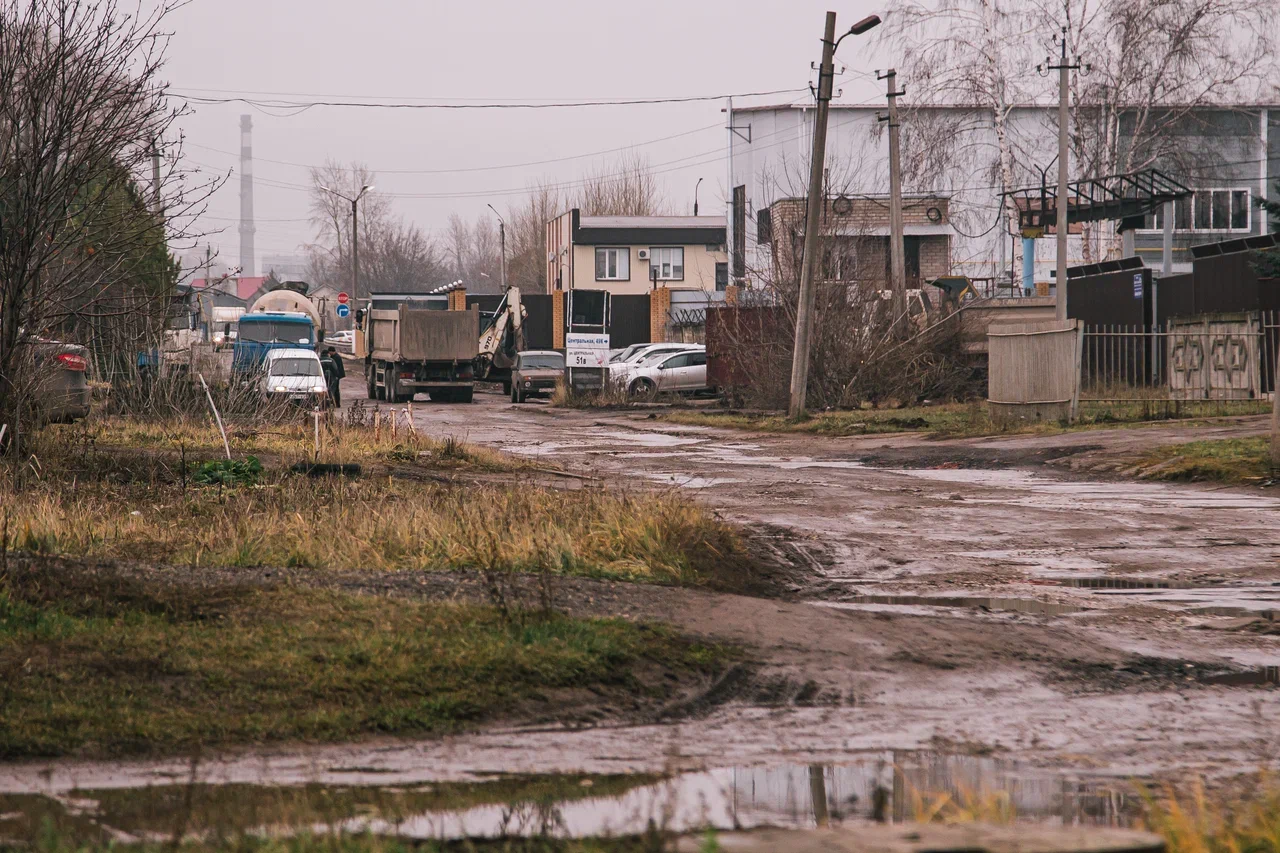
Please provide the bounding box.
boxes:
[0,0,217,442]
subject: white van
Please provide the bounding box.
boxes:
[260,347,328,405]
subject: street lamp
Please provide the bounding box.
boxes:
[321,183,374,314]
[486,203,507,292]
[694,177,704,216]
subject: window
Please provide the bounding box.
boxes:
[238,319,312,345]
[649,247,684,281]
[594,247,629,281]
[517,352,564,370]
[715,262,728,291]
[268,357,321,377]
[661,353,690,369]
[688,352,707,367]
[1142,190,1250,232]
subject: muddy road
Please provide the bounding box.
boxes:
[4,382,1278,801]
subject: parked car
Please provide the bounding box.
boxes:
[28,339,91,423]
[510,350,564,403]
[627,349,711,399]
[327,330,354,354]
[608,342,705,383]
[260,347,328,406]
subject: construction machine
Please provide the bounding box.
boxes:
[475,286,526,393]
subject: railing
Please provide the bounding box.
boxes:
[1078,310,1278,417]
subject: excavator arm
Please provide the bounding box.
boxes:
[475,286,525,380]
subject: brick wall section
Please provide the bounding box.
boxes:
[919,238,950,281]
[766,196,952,286]
[650,287,671,342]
[553,291,565,349]
[448,288,467,311]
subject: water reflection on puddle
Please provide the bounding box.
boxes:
[0,752,1143,845]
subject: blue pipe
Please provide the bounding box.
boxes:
[1021,237,1036,296]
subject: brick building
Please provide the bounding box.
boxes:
[757,194,953,289]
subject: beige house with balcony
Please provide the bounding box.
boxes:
[546,209,728,296]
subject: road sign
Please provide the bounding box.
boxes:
[566,332,610,368]
[337,291,349,304]
[336,303,351,318]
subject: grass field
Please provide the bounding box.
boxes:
[0,564,726,759]
[1131,437,1275,483]
[0,417,747,587]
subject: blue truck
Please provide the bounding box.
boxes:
[231,311,316,375]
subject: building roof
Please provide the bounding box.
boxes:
[734,101,1280,114]
[579,215,726,229]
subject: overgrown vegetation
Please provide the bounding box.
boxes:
[1140,779,1280,853]
[661,401,1268,440]
[0,416,746,586]
[0,563,726,759]
[1131,437,1274,483]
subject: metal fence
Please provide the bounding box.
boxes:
[1079,310,1279,417]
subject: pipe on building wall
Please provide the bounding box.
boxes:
[1021,237,1035,296]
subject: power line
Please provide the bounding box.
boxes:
[175,87,808,111]
[184,122,724,175]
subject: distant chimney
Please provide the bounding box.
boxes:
[238,115,256,276]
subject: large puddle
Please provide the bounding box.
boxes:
[0,751,1145,846]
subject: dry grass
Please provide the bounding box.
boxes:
[2,416,746,587]
[1139,779,1280,853]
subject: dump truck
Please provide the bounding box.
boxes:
[363,303,479,403]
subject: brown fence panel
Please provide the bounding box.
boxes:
[988,320,1081,425]
[706,305,790,391]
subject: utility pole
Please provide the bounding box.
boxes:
[202,245,213,342]
[788,11,881,419]
[488,203,507,291]
[1044,27,1081,321]
[878,69,907,322]
[694,177,703,216]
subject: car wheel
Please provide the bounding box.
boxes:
[455,387,474,404]
[630,378,656,401]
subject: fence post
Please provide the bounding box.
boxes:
[1272,345,1280,470]
[1071,322,1083,423]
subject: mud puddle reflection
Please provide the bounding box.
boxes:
[0,751,1143,846]
[822,595,1083,616]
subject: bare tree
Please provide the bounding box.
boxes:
[0,0,216,437]
[305,160,446,295]
[578,151,663,217]
[445,213,471,282]
[505,180,565,294]
[876,0,1040,275]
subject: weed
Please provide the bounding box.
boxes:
[191,456,264,487]
[1131,437,1273,484]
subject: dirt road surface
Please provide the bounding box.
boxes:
[4,380,1277,796]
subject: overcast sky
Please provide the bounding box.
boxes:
[161,0,888,272]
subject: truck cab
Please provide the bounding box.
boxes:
[232,311,316,375]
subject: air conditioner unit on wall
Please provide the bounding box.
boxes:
[637,249,650,260]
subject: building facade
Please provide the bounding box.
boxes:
[728,103,1278,285]
[546,209,728,296]
[760,195,952,289]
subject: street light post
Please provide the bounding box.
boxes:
[487,203,507,291]
[694,177,704,216]
[789,11,881,420]
[321,183,374,315]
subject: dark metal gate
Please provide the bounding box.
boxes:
[610,294,651,348]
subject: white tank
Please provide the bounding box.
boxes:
[248,289,321,327]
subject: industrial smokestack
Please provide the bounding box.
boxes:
[238,114,256,277]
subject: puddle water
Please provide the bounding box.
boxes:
[1086,587,1280,617]
[639,473,743,489]
[592,430,707,448]
[1050,577,1188,589]
[1200,666,1280,687]
[0,752,1144,846]
[822,595,1083,616]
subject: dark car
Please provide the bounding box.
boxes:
[28,339,91,423]
[510,350,564,403]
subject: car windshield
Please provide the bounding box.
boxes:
[519,353,564,370]
[269,357,321,377]
[610,344,645,363]
[239,320,312,345]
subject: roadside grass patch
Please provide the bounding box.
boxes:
[0,565,727,759]
[661,402,1265,440]
[7,418,746,587]
[1130,437,1273,483]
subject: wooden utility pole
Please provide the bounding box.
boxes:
[1272,355,1280,470]
[150,138,163,220]
[788,11,839,420]
[879,69,907,322]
